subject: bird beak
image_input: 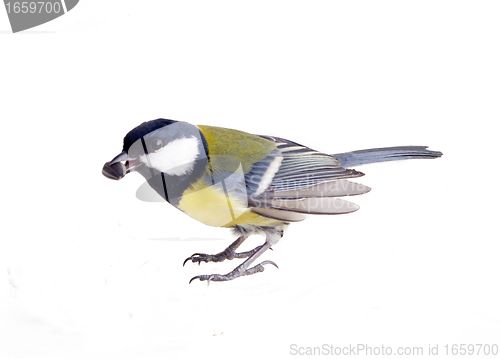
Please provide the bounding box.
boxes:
[102,151,141,180]
[109,151,130,165]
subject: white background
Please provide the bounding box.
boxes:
[1,1,498,358]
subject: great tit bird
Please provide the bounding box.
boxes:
[103,119,442,283]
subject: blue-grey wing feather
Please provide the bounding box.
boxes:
[258,136,363,192]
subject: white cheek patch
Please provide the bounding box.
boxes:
[140,136,200,176]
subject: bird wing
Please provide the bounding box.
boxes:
[249,136,369,217]
[196,126,368,220]
[259,136,366,191]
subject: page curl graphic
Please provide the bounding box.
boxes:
[3,0,79,33]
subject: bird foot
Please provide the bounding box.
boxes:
[189,260,278,284]
[183,245,264,266]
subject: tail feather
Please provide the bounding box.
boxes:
[333,146,442,168]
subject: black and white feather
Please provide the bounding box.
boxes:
[259,136,364,192]
[244,136,369,219]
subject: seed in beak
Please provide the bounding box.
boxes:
[102,161,126,180]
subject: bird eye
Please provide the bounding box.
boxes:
[151,138,164,151]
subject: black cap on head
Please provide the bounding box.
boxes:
[123,119,177,152]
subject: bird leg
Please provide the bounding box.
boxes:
[189,242,278,284]
[183,235,256,266]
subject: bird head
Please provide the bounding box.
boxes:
[103,119,207,181]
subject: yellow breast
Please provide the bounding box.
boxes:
[177,177,283,228]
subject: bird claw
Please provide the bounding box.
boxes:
[183,245,264,266]
[183,251,228,267]
[259,260,279,269]
[189,275,212,285]
[183,253,204,266]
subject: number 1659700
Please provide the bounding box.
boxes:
[5,2,62,14]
